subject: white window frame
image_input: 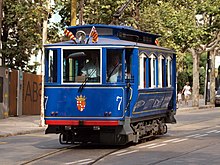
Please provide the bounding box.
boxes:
[61,47,102,84]
[167,56,172,87]
[139,53,147,89]
[149,54,156,88]
[158,55,164,88]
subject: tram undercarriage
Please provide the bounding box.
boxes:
[46,117,168,145]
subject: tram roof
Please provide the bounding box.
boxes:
[67,24,160,42]
[45,37,174,53]
[45,24,174,53]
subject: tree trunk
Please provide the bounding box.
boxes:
[210,49,217,105]
[71,0,77,26]
[0,0,2,42]
[40,0,50,127]
[191,48,200,107]
[0,0,4,66]
[79,0,84,25]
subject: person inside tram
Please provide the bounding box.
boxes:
[107,55,122,83]
[81,55,100,82]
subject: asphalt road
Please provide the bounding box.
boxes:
[0,108,220,165]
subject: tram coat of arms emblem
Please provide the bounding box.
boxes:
[76,95,86,111]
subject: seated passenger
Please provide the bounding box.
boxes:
[107,56,122,83]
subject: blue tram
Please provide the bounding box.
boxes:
[44,24,176,145]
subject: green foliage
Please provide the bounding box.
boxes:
[177,52,207,94]
[2,0,219,81]
[177,53,193,92]
[1,0,48,71]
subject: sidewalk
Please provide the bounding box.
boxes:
[177,99,215,110]
[0,115,46,138]
[0,99,215,138]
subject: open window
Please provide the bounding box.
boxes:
[125,49,133,83]
[149,54,157,88]
[166,56,172,87]
[63,49,101,83]
[45,49,58,83]
[139,53,147,88]
[158,54,165,87]
[106,49,123,83]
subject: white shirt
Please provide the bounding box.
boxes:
[183,85,191,96]
[107,64,122,82]
[81,61,99,78]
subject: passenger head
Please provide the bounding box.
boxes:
[112,55,120,66]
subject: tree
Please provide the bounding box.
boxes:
[139,0,220,107]
[48,0,220,106]
[1,0,49,71]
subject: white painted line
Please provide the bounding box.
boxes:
[21,134,51,137]
[148,143,167,149]
[206,130,218,133]
[185,134,200,138]
[171,138,188,143]
[116,150,138,156]
[65,158,92,165]
[163,138,180,143]
[79,160,94,165]
[194,134,209,138]
[215,131,220,133]
[138,143,158,149]
[110,149,128,155]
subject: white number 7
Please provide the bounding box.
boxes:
[116,96,122,110]
[44,96,49,109]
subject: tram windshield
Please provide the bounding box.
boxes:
[63,49,100,83]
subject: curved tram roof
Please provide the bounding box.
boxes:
[45,24,175,53]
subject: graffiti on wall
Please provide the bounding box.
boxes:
[25,81,42,102]
[23,73,42,115]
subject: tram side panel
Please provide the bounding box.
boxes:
[128,50,176,123]
[131,88,175,121]
[44,87,125,118]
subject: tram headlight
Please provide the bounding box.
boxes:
[104,111,112,116]
[51,112,55,116]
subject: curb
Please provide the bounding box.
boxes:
[178,105,215,111]
[0,128,46,138]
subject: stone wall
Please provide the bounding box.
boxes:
[0,67,9,119]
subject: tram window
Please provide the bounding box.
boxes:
[158,55,165,87]
[63,49,100,83]
[149,54,157,88]
[46,49,57,83]
[148,58,151,87]
[125,49,132,81]
[139,53,146,88]
[162,58,165,87]
[166,56,172,87]
[106,49,123,83]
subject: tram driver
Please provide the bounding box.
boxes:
[81,55,100,82]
